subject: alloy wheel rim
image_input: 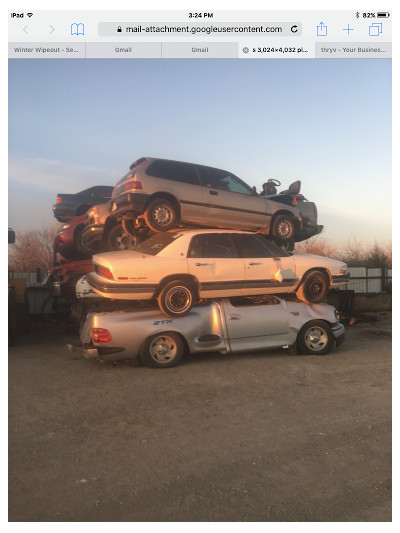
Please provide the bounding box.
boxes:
[150,336,177,363]
[277,220,292,238]
[153,206,172,225]
[305,326,328,351]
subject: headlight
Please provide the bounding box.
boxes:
[340,264,348,275]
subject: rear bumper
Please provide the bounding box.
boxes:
[296,224,323,242]
[67,343,127,361]
[80,223,104,243]
[110,192,150,218]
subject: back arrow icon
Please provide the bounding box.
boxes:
[23,25,28,34]
[49,25,54,34]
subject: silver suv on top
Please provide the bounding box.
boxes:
[102,157,323,250]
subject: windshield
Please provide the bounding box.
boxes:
[135,231,183,256]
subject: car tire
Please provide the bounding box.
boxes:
[144,198,179,232]
[296,270,329,303]
[297,320,334,355]
[271,214,295,244]
[75,225,97,256]
[157,280,195,317]
[140,332,185,368]
[106,223,139,251]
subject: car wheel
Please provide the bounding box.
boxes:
[296,270,329,303]
[75,225,98,256]
[271,214,295,243]
[140,332,185,368]
[297,320,334,355]
[106,223,139,251]
[157,280,195,317]
[144,198,179,232]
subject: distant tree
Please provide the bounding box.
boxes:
[381,241,392,268]
[8,225,59,273]
[295,236,338,258]
[340,238,366,266]
[364,242,389,268]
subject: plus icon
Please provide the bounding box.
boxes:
[343,24,354,34]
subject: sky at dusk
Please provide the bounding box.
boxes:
[8,58,391,246]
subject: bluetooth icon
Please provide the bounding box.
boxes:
[355,12,360,18]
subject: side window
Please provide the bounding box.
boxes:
[201,234,238,258]
[146,160,200,185]
[230,295,281,307]
[234,234,276,258]
[187,235,203,258]
[199,166,252,195]
[188,234,238,258]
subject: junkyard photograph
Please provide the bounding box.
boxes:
[8,49,391,522]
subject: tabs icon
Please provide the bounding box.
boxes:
[369,22,383,36]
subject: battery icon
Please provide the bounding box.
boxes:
[377,12,390,18]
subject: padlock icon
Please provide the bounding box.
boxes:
[117,26,122,32]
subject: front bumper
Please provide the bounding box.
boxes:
[331,323,345,347]
[80,223,104,245]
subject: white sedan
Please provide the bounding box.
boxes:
[87,229,349,316]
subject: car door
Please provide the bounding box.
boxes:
[145,160,206,223]
[233,234,298,296]
[186,233,246,298]
[197,166,268,230]
[221,297,290,352]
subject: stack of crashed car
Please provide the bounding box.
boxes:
[51,157,348,367]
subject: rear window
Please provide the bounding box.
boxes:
[233,234,289,258]
[113,168,140,197]
[146,160,200,186]
[135,232,183,256]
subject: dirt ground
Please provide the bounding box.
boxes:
[8,314,391,522]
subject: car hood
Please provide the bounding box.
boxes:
[292,252,346,269]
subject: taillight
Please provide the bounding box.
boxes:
[124,181,143,192]
[96,264,114,280]
[92,328,112,343]
[91,207,100,223]
[56,197,63,204]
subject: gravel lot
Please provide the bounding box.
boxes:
[8,314,391,522]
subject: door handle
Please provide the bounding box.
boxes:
[209,190,218,195]
[248,262,263,266]
[228,314,241,320]
[195,263,212,266]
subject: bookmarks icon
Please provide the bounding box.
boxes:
[71,23,84,35]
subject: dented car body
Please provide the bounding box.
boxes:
[68,295,345,367]
[86,229,349,316]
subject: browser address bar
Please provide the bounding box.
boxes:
[98,22,302,37]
